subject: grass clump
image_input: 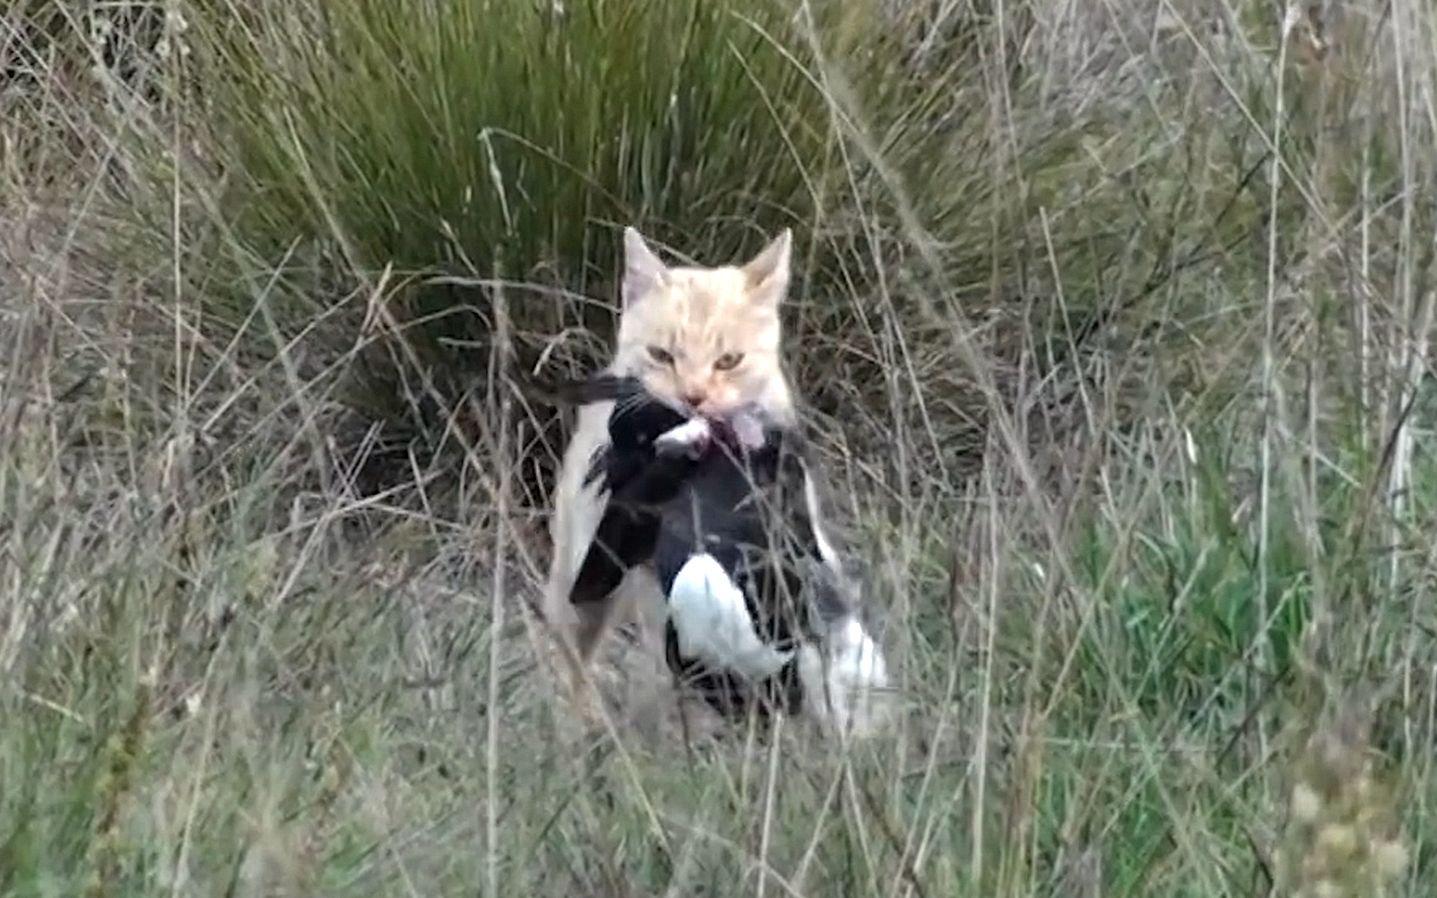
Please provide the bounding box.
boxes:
[163,0,1290,502]
[174,0,1065,490]
[187,0,962,316]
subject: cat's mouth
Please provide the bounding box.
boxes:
[691,402,769,451]
[689,397,748,419]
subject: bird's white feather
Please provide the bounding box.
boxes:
[667,553,793,680]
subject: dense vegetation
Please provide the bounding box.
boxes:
[2,1,1432,895]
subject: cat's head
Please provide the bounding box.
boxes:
[612,226,795,421]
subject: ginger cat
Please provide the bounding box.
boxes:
[541,226,889,737]
[542,226,802,654]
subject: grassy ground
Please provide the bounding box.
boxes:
[2,1,1434,895]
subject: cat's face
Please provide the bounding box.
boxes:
[613,227,793,419]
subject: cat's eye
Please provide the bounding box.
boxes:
[648,346,675,366]
[713,352,744,371]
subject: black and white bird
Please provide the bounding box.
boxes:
[537,372,889,732]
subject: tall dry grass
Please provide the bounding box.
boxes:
[2,1,1434,895]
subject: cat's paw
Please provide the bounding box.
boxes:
[797,616,893,740]
[654,417,712,459]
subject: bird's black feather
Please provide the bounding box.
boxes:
[546,370,843,722]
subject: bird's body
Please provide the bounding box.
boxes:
[545,372,846,721]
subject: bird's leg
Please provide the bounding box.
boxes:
[654,416,713,459]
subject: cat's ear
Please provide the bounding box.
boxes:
[741,228,792,308]
[622,226,669,308]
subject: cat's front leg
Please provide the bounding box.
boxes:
[797,614,892,740]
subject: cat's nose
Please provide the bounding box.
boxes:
[683,391,706,409]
